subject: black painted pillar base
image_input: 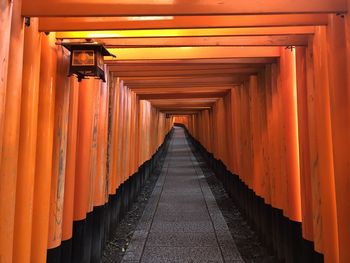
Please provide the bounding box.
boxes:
[46,128,174,263]
[180,124,324,263]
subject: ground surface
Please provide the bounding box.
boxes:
[103,127,277,263]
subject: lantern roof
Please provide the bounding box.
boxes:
[61,42,116,57]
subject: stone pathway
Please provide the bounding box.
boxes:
[121,127,244,263]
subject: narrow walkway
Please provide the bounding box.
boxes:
[121,127,243,263]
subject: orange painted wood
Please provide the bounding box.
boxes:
[295,47,314,242]
[230,88,240,175]
[22,0,346,17]
[269,63,285,211]
[258,71,270,204]
[48,47,71,249]
[326,14,350,263]
[61,77,79,241]
[13,18,41,263]
[39,14,327,31]
[96,35,310,48]
[0,0,24,261]
[74,79,97,221]
[109,76,120,193]
[106,47,280,61]
[95,79,109,206]
[249,75,264,197]
[31,33,57,263]
[279,48,302,222]
[308,28,338,261]
[88,79,101,212]
[0,0,12,162]
[117,81,126,183]
[262,65,273,205]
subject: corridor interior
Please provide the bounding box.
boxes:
[1,1,350,263]
[121,127,243,262]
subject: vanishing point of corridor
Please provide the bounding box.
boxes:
[121,127,243,262]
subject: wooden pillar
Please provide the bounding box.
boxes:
[279,48,302,222]
[31,33,57,263]
[249,75,264,197]
[61,77,79,243]
[307,28,339,262]
[0,0,24,261]
[74,79,97,221]
[327,14,350,263]
[270,63,285,211]
[295,47,314,242]
[47,47,71,250]
[0,0,13,160]
[13,18,41,263]
[109,77,119,194]
[88,79,101,213]
[94,79,109,207]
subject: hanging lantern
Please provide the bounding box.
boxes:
[61,42,116,82]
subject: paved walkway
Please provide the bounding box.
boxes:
[122,127,244,263]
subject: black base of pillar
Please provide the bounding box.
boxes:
[181,124,324,263]
[46,128,174,263]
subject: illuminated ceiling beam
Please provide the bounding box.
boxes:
[128,86,234,92]
[111,68,262,77]
[160,111,200,115]
[138,92,227,100]
[123,75,249,86]
[39,14,327,31]
[94,35,309,47]
[22,0,346,17]
[105,47,280,61]
[109,63,264,71]
[108,58,277,64]
[156,107,212,111]
[56,27,315,39]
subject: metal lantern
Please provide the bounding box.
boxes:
[62,42,115,82]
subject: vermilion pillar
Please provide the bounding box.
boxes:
[31,33,57,263]
[94,79,109,207]
[47,47,71,250]
[0,0,24,261]
[109,76,119,194]
[295,47,314,243]
[61,77,79,243]
[308,27,338,262]
[74,79,97,221]
[327,14,350,263]
[279,48,302,222]
[13,18,41,263]
[0,0,12,159]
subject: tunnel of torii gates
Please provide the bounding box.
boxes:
[1,0,350,263]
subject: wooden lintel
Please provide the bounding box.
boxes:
[39,14,327,31]
[23,0,346,17]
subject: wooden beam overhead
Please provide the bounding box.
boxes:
[160,111,200,115]
[123,76,248,87]
[109,63,264,72]
[39,14,327,31]
[128,87,233,92]
[112,68,262,77]
[108,58,277,64]
[97,35,310,47]
[105,47,280,61]
[138,92,227,100]
[56,27,315,39]
[156,107,212,111]
[22,0,346,17]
